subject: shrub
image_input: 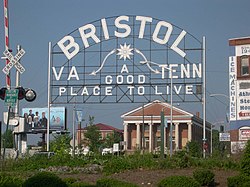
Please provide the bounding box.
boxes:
[172,151,191,168]
[227,175,250,187]
[103,154,156,174]
[157,176,200,187]
[240,140,250,176]
[242,181,250,187]
[22,172,67,187]
[96,178,138,187]
[0,173,23,187]
[186,141,202,158]
[193,168,215,186]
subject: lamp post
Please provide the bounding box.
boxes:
[140,61,173,157]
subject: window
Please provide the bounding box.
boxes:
[241,56,249,76]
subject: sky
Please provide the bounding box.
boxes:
[0,0,249,144]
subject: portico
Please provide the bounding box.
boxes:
[121,100,211,153]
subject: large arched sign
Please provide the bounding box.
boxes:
[51,15,203,104]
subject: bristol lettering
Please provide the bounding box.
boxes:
[57,15,187,60]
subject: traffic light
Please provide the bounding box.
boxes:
[16,86,26,100]
[25,88,36,102]
[0,87,7,100]
[220,125,224,132]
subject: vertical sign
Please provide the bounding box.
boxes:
[229,56,237,121]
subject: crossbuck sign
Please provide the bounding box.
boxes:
[2,48,25,74]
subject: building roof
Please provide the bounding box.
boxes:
[121,100,193,120]
[82,123,123,133]
[229,36,250,46]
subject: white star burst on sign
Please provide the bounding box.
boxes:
[117,43,133,61]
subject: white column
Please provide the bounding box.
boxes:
[123,123,128,150]
[174,123,179,150]
[164,124,166,150]
[188,122,192,142]
[136,123,141,149]
[149,123,153,152]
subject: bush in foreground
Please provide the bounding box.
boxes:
[0,173,23,187]
[240,140,250,176]
[96,178,139,187]
[23,172,67,187]
[157,176,199,187]
[227,175,250,187]
[193,168,215,186]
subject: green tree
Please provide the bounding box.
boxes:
[103,130,122,148]
[50,133,71,158]
[84,116,102,153]
[2,129,14,148]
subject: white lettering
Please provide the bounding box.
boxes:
[152,21,173,45]
[105,75,112,84]
[138,86,144,95]
[117,75,123,84]
[127,75,134,84]
[127,86,134,95]
[52,67,64,81]
[79,24,100,48]
[59,87,66,96]
[67,66,79,80]
[155,86,162,95]
[174,85,182,95]
[105,86,112,95]
[169,64,178,78]
[186,85,193,94]
[193,63,202,78]
[70,87,77,96]
[136,16,152,39]
[101,18,110,40]
[57,36,79,60]
[81,87,89,96]
[93,86,100,95]
[120,64,129,73]
[114,16,131,38]
[138,75,145,84]
[181,64,190,78]
[170,30,186,57]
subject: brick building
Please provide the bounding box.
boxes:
[121,100,211,153]
[77,123,123,146]
[229,37,250,153]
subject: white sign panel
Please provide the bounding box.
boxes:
[229,56,237,121]
[2,48,25,74]
[236,44,250,56]
[219,133,230,142]
[231,141,246,154]
[239,128,250,140]
[113,143,119,152]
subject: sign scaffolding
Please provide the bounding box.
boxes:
[50,15,203,105]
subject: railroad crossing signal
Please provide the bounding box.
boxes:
[2,48,25,74]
